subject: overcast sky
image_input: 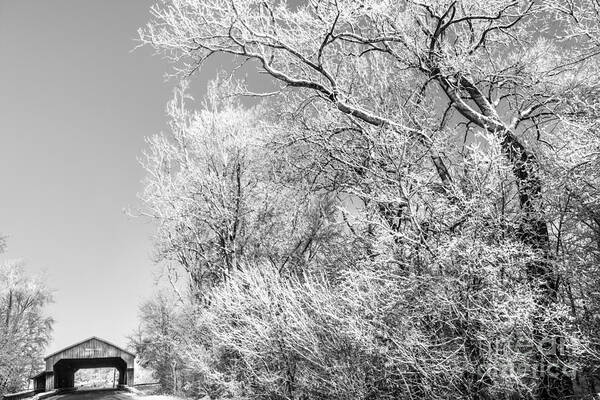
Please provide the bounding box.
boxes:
[0,1,200,352]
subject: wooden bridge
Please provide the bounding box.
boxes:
[31,337,135,392]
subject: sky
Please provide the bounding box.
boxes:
[0,1,204,353]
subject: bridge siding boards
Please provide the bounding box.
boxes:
[45,337,135,371]
[44,374,53,392]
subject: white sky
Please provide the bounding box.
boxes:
[0,1,212,353]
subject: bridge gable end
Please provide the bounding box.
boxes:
[44,337,134,372]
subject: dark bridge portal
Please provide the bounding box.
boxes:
[37,337,135,390]
[54,357,127,388]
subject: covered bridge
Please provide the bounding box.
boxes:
[33,337,135,391]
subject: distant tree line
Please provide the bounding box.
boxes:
[74,368,118,389]
[132,1,600,399]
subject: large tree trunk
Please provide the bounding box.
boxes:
[501,132,572,400]
[419,67,572,397]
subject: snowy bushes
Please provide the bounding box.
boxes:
[161,254,574,400]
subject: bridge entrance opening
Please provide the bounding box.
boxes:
[54,358,128,389]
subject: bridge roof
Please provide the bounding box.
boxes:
[44,336,135,360]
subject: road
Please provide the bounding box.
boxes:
[50,390,137,400]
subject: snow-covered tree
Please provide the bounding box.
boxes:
[0,255,53,395]
[137,1,600,398]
